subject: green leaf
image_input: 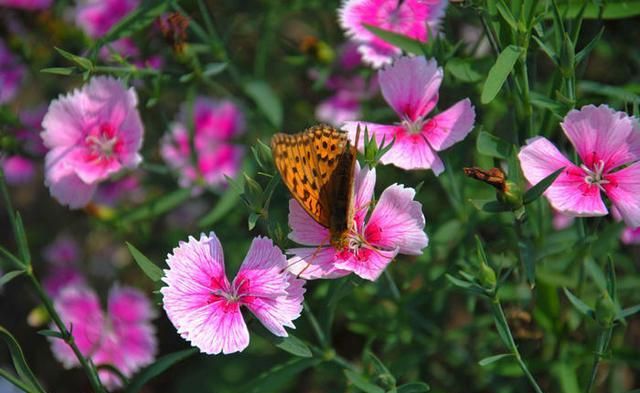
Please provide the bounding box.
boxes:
[617,304,640,320]
[37,329,65,339]
[575,27,604,64]
[14,213,30,266]
[98,0,170,47]
[202,62,228,77]
[40,67,76,75]
[126,242,163,282]
[242,357,321,393]
[481,45,524,104]
[523,167,564,204]
[543,1,640,19]
[364,350,396,387]
[0,326,46,393]
[563,287,595,319]
[54,47,93,70]
[530,91,566,117]
[0,270,24,287]
[476,131,512,159]
[397,382,431,393]
[496,0,519,30]
[197,185,241,228]
[363,24,424,54]
[125,348,197,393]
[272,334,313,358]
[518,238,537,288]
[344,370,385,393]
[0,245,25,269]
[478,353,514,366]
[119,188,191,224]
[446,58,482,83]
[469,199,512,213]
[244,80,283,128]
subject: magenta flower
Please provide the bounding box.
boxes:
[50,285,157,390]
[94,174,145,206]
[43,235,81,266]
[42,235,85,297]
[161,233,305,355]
[0,0,52,10]
[287,164,428,281]
[1,156,35,185]
[41,76,144,209]
[552,209,575,231]
[160,97,244,193]
[343,56,475,174]
[0,39,25,104]
[316,90,362,126]
[519,105,640,227]
[75,0,140,38]
[339,0,447,68]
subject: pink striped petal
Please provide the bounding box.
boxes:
[235,237,289,298]
[562,105,638,171]
[45,147,97,208]
[286,247,351,280]
[425,98,475,151]
[379,57,441,121]
[184,300,249,355]
[604,162,640,227]
[333,247,398,281]
[109,286,156,324]
[519,137,607,217]
[354,163,376,225]
[365,184,428,255]
[288,199,330,246]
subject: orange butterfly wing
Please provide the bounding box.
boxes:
[271,125,355,240]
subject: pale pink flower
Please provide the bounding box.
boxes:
[611,206,640,245]
[0,39,25,104]
[519,105,640,227]
[94,174,144,206]
[50,285,157,390]
[339,0,447,68]
[43,234,81,266]
[42,235,85,296]
[1,156,35,185]
[161,233,305,355]
[0,0,52,9]
[41,76,144,209]
[43,267,85,298]
[343,56,475,174]
[160,97,244,193]
[75,0,140,38]
[552,209,575,231]
[287,164,428,281]
[316,91,362,126]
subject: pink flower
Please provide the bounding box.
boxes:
[316,91,362,126]
[50,285,157,390]
[552,209,575,231]
[343,56,475,174]
[0,0,52,10]
[518,105,640,227]
[43,267,85,298]
[16,105,48,155]
[161,233,305,354]
[611,206,640,245]
[339,0,447,68]
[41,76,144,209]
[94,174,144,206]
[75,0,140,38]
[1,156,35,185]
[160,97,244,193]
[0,39,25,104]
[287,164,428,281]
[43,234,81,266]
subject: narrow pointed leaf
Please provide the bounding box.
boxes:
[344,370,385,393]
[126,242,163,282]
[125,348,197,393]
[476,131,512,159]
[244,80,283,128]
[523,167,564,204]
[397,382,431,393]
[0,270,25,287]
[0,326,46,393]
[481,45,524,104]
[97,0,171,46]
[478,353,514,366]
[363,24,424,54]
[563,287,595,319]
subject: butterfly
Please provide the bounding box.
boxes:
[271,124,357,250]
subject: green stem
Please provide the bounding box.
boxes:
[383,270,401,301]
[491,298,545,393]
[585,326,614,393]
[28,274,107,393]
[304,302,327,348]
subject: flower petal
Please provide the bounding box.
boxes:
[41,89,87,148]
[235,237,289,298]
[365,184,428,255]
[621,226,640,245]
[245,274,306,337]
[333,247,398,281]
[286,247,351,280]
[44,147,97,209]
[562,104,638,170]
[353,163,376,225]
[379,57,441,121]
[288,199,331,246]
[519,136,607,216]
[109,286,157,324]
[425,98,475,151]
[604,162,640,227]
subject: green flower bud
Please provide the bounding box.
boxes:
[497,180,523,209]
[595,293,616,327]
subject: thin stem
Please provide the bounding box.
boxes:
[383,270,401,301]
[491,297,545,393]
[308,344,359,373]
[27,273,106,393]
[0,368,33,392]
[585,326,614,393]
[304,302,327,348]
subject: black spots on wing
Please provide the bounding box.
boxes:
[302,190,310,201]
[330,144,336,151]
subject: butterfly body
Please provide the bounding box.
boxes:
[271,125,357,250]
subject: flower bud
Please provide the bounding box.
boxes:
[478,261,497,290]
[497,180,523,210]
[595,292,616,327]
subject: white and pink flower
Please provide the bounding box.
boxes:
[287,164,428,281]
[0,38,25,104]
[41,76,144,208]
[161,233,305,355]
[50,285,157,391]
[160,97,244,193]
[519,105,640,227]
[0,0,52,10]
[343,56,475,174]
[75,0,140,38]
[339,0,447,68]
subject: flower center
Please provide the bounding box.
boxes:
[85,123,122,159]
[581,160,609,192]
[401,117,425,135]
